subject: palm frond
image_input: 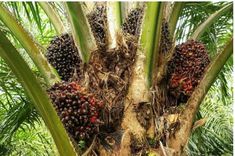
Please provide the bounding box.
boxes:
[174,2,233,120]
[0,4,63,154]
[65,2,96,63]
[191,3,232,40]
[38,2,66,34]
[0,101,38,143]
[9,122,57,156]
[0,2,233,155]
[169,2,185,38]
[140,2,163,86]
[0,30,77,156]
[175,2,232,44]
[0,57,42,155]
[170,38,233,151]
[0,4,60,86]
[26,2,42,34]
[188,86,233,155]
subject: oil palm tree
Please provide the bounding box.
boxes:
[0,2,233,156]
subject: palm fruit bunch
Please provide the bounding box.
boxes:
[122,7,144,37]
[47,82,104,142]
[87,4,107,48]
[46,33,81,81]
[167,40,210,103]
[160,20,172,54]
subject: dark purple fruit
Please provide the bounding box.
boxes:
[122,7,144,37]
[46,34,81,81]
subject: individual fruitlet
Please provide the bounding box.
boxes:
[46,33,81,81]
[47,82,103,143]
[167,40,210,103]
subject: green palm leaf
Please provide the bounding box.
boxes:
[0,4,59,86]
[0,30,77,156]
[66,2,96,63]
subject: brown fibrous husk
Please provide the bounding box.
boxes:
[87,34,138,131]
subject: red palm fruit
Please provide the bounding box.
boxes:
[47,81,103,143]
[167,40,210,103]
